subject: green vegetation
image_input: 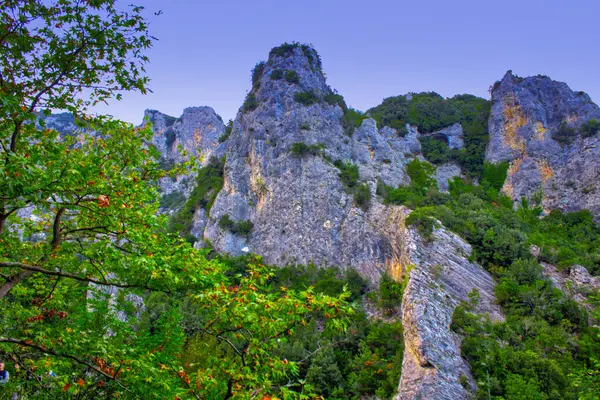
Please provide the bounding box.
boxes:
[242,92,258,112]
[354,183,372,209]
[270,69,300,84]
[159,190,186,210]
[269,42,322,72]
[218,214,254,236]
[342,108,369,136]
[332,161,372,209]
[270,68,284,80]
[251,61,266,89]
[290,142,324,157]
[294,90,320,106]
[324,92,347,109]
[198,259,405,399]
[581,118,600,138]
[380,159,438,208]
[218,119,233,143]
[335,160,360,189]
[0,3,355,398]
[285,70,300,84]
[552,121,576,144]
[382,159,600,398]
[368,93,491,179]
[372,273,405,315]
[554,119,600,143]
[167,156,225,243]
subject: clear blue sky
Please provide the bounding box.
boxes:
[93,0,600,124]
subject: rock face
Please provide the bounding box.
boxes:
[396,222,503,400]
[144,107,226,213]
[204,45,425,281]
[433,123,464,150]
[486,71,600,218]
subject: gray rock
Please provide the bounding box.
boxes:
[486,71,600,218]
[143,107,227,217]
[436,163,462,193]
[434,123,464,150]
[396,223,503,400]
[204,46,422,280]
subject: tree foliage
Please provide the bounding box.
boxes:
[0,2,351,398]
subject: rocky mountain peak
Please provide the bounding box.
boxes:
[246,43,332,114]
[486,71,600,217]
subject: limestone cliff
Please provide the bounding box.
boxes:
[143,107,226,213]
[396,222,503,400]
[204,45,422,281]
[486,71,600,217]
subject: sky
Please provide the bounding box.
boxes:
[93,0,600,124]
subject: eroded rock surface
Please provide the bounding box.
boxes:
[204,46,425,281]
[396,223,503,400]
[144,107,226,214]
[486,71,600,218]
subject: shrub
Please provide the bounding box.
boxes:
[218,214,235,230]
[167,157,225,242]
[299,122,311,130]
[270,69,284,80]
[219,119,233,143]
[242,92,258,112]
[406,209,438,238]
[160,191,186,210]
[284,70,299,84]
[406,159,437,193]
[552,121,576,144]
[251,61,265,89]
[419,136,451,164]
[377,273,404,312]
[580,118,600,138]
[335,161,360,189]
[342,108,368,136]
[482,161,509,192]
[219,214,254,236]
[324,92,347,110]
[354,183,371,209]
[290,142,323,157]
[233,220,254,236]
[294,91,319,106]
[269,42,298,58]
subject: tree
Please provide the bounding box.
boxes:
[0,2,351,398]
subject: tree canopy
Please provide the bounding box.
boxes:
[0,2,351,398]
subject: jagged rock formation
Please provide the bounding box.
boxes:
[486,72,600,218]
[396,222,503,400]
[204,45,425,280]
[144,107,226,213]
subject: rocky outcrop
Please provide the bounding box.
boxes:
[435,163,461,192]
[144,107,226,213]
[486,71,600,218]
[396,223,503,400]
[204,45,424,281]
[433,122,464,150]
[541,262,600,316]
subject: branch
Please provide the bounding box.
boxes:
[0,269,34,300]
[0,262,168,293]
[51,207,65,249]
[0,337,137,396]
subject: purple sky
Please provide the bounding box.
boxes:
[93,0,600,124]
